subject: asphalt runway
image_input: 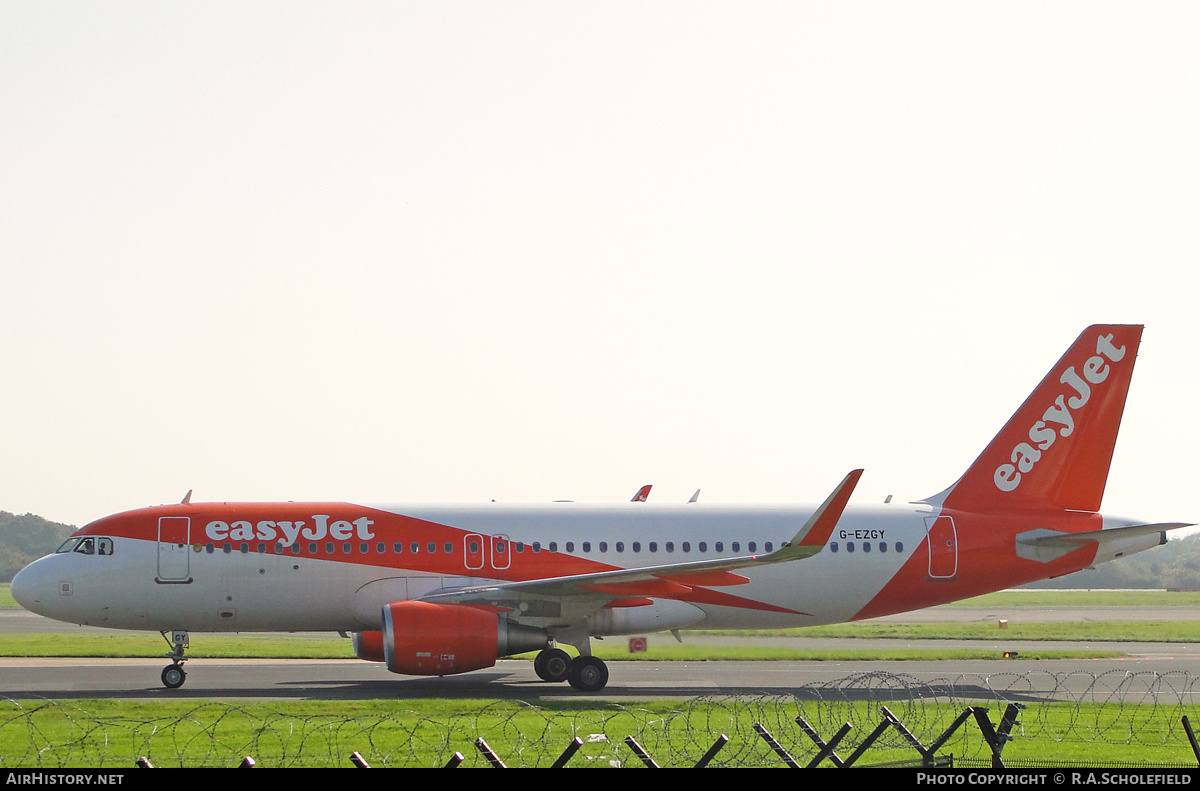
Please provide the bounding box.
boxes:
[7,654,1200,702]
[4,605,1200,701]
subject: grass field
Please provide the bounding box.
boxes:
[2,697,1196,768]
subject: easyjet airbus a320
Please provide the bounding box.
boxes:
[12,325,1189,692]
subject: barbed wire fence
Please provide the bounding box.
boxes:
[4,670,1200,768]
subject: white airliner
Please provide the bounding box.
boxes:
[11,325,1188,692]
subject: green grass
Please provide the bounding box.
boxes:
[588,643,1119,661]
[944,589,1200,607]
[691,620,1200,642]
[1,697,1196,768]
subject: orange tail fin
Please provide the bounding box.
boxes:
[930,324,1143,514]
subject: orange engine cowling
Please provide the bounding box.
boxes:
[352,631,385,662]
[381,601,548,676]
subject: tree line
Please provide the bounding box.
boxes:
[0,511,75,583]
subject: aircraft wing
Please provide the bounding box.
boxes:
[419,470,862,615]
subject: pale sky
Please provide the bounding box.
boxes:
[2,2,1198,532]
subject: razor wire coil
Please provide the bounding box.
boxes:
[4,670,1200,768]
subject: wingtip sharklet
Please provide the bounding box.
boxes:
[768,469,863,562]
[796,469,863,546]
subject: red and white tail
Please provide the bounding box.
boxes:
[930,324,1143,514]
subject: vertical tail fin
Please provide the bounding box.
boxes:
[930,324,1143,514]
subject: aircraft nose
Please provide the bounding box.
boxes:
[10,558,54,614]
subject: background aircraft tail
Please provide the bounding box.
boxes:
[928,324,1143,515]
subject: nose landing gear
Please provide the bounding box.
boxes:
[159,630,189,689]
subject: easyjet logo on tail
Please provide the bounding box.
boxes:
[993,333,1127,493]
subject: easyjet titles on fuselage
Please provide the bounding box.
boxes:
[993,332,1127,493]
[204,515,376,544]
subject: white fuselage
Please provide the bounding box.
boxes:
[14,502,933,634]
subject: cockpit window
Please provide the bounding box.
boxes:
[54,537,114,556]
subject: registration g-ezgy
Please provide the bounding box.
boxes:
[838,529,885,541]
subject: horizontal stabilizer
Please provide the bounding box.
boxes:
[1015,522,1193,565]
[1017,522,1193,549]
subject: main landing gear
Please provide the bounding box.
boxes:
[159,630,190,689]
[533,647,609,692]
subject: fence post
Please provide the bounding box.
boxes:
[842,720,892,768]
[971,704,1023,769]
[475,737,506,768]
[1183,716,1200,766]
[694,734,729,768]
[552,737,583,768]
[883,705,939,766]
[795,717,853,769]
[754,723,800,768]
[624,735,660,768]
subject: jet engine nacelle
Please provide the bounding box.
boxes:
[352,630,385,662]
[381,601,549,676]
[587,599,706,636]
